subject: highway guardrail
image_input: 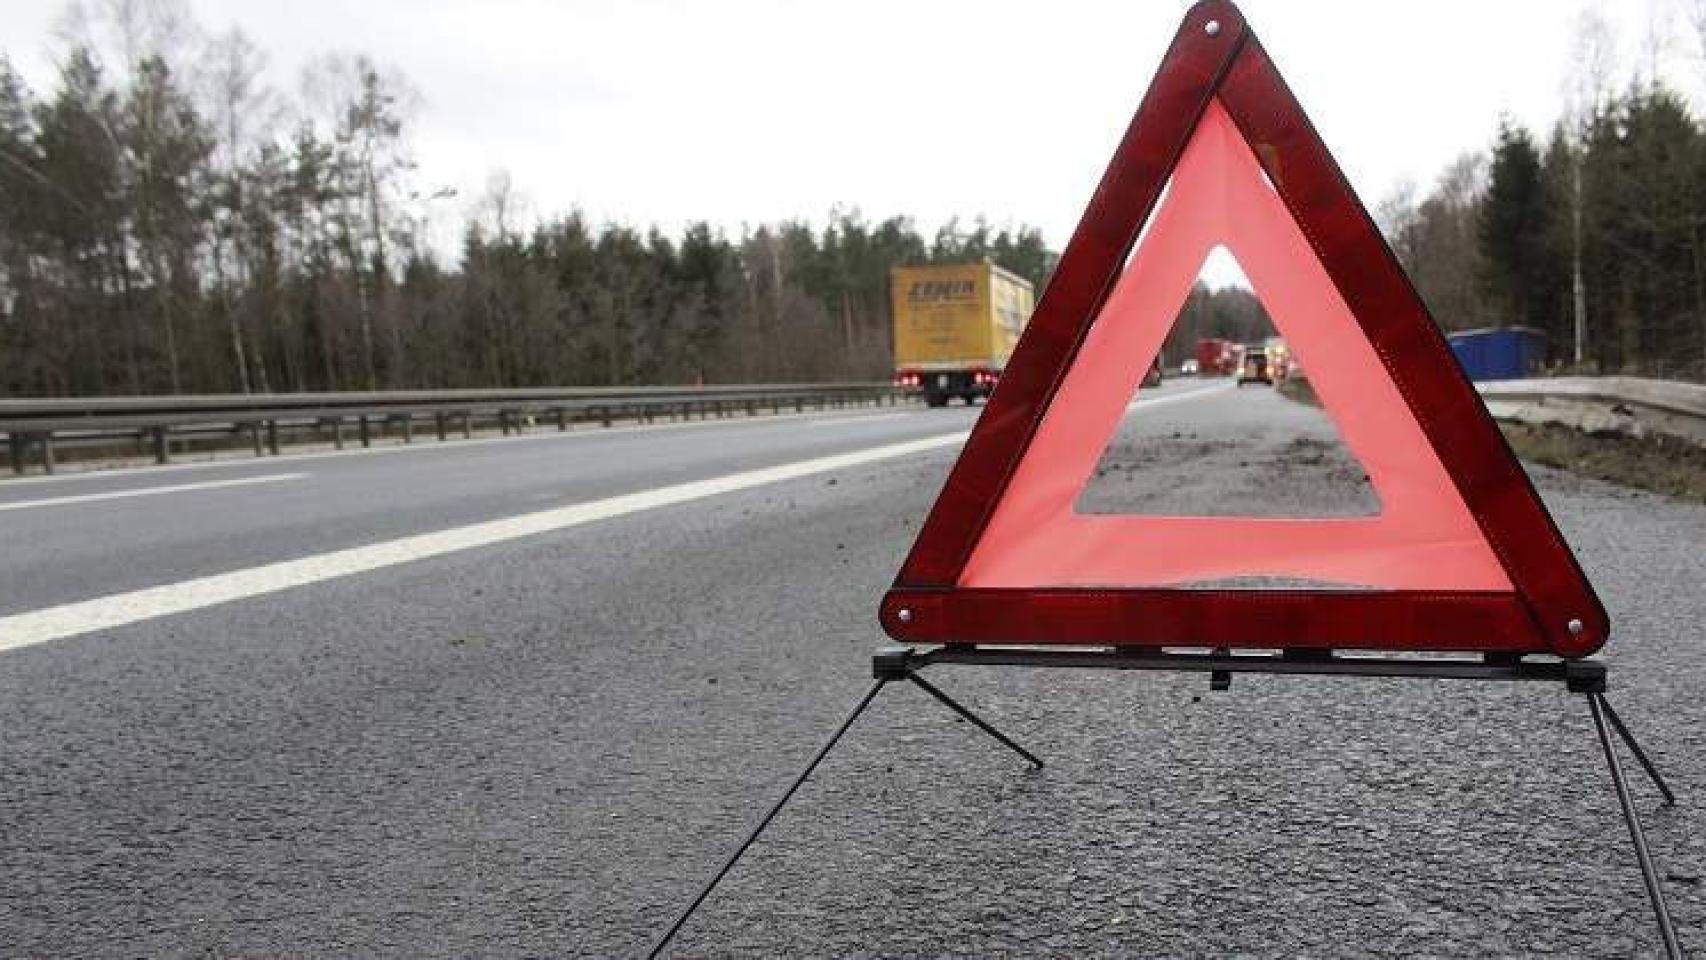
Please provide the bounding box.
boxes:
[0,383,904,475]
[1476,376,1706,447]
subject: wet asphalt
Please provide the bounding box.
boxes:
[0,382,1700,957]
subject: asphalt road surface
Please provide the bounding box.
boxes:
[0,380,1700,957]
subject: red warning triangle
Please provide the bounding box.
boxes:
[880,0,1607,658]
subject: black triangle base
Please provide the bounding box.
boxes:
[645,645,1682,959]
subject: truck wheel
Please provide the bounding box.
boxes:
[926,395,948,408]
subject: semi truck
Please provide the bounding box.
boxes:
[892,262,1035,407]
[1195,337,1242,376]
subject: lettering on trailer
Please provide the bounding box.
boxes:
[879,0,1608,658]
[908,280,977,301]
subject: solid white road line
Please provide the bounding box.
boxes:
[0,381,1226,653]
[0,433,968,652]
[0,473,307,513]
[1125,380,1235,411]
[806,412,918,427]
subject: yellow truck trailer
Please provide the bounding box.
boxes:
[891,261,1035,407]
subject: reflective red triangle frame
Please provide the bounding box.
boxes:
[879,0,1608,658]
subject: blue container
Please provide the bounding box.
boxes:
[1447,327,1546,381]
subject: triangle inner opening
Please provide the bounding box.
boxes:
[955,101,1511,595]
[1074,249,1381,519]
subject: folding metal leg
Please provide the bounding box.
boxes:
[646,679,888,959]
[1588,693,1682,960]
[907,673,1044,768]
[1597,696,1677,806]
[647,654,1044,957]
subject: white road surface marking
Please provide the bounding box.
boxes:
[0,434,966,652]
[0,473,307,513]
[1126,380,1234,411]
[806,412,917,427]
[0,383,1224,652]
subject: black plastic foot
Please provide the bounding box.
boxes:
[1565,659,1607,694]
[872,645,917,681]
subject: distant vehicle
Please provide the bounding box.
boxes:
[1263,337,1292,381]
[1447,326,1546,381]
[1195,337,1240,376]
[1180,358,1200,375]
[892,261,1035,407]
[1237,348,1272,386]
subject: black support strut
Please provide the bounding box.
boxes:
[645,649,1040,958]
[642,646,1683,958]
[1589,693,1682,959]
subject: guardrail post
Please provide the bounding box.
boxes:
[600,407,612,428]
[400,415,413,445]
[499,410,511,436]
[435,413,447,441]
[556,407,567,431]
[8,434,24,475]
[332,418,345,450]
[248,423,264,457]
[152,426,170,464]
[266,420,280,455]
[38,433,55,474]
[461,412,473,439]
[358,416,371,448]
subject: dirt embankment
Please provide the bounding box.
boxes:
[1277,376,1706,504]
[1499,421,1706,503]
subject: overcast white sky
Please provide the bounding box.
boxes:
[6,0,1705,280]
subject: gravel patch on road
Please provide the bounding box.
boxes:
[1080,387,1377,518]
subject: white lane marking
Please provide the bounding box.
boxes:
[0,381,1226,652]
[0,473,307,513]
[1125,380,1235,412]
[807,412,918,427]
[0,404,922,487]
[0,434,965,652]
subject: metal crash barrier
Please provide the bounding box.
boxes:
[0,383,905,475]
